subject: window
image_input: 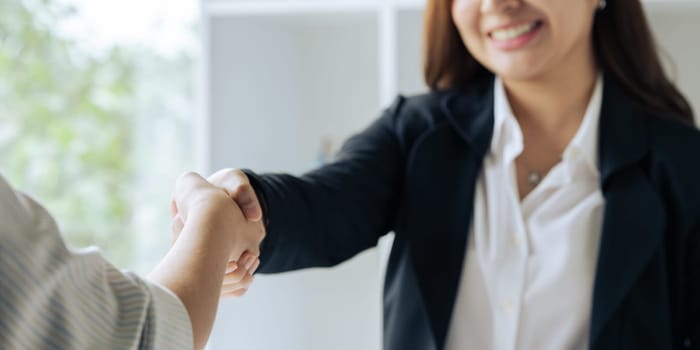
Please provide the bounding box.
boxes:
[0,0,197,273]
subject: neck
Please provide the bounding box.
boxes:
[502,45,598,132]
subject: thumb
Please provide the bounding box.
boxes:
[232,184,263,222]
[208,169,263,222]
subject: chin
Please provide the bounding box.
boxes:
[489,57,548,82]
[496,69,544,82]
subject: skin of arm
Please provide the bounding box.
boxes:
[148,172,265,350]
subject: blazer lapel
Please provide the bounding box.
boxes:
[590,79,667,343]
[409,78,666,348]
[406,82,494,349]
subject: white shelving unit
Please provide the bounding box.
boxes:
[198,1,700,349]
[200,4,388,350]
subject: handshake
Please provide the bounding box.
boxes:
[0,168,267,350]
[152,168,266,349]
[169,168,266,298]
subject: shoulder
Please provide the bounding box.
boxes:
[371,91,449,155]
[0,176,37,233]
[644,113,700,173]
[386,86,489,144]
[389,91,449,128]
[0,175,63,248]
[642,114,700,226]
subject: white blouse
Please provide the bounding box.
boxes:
[446,76,605,350]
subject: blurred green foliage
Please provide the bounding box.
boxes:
[0,0,136,265]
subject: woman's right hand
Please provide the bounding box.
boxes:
[206,168,264,298]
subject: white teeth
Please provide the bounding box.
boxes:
[491,22,537,41]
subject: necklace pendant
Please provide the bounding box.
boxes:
[528,171,542,187]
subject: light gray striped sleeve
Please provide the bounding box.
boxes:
[0,176,193,350]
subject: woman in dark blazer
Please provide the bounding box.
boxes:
[206,0,699,348]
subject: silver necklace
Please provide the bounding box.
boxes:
[518,157,559,188]
[527,170,543,187]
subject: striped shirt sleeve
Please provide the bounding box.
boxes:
[0,176,193,350]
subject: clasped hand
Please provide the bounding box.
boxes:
[170,169,266,298]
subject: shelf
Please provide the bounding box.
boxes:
[390,0,425,10]
[204,0,700,17]
[203,0,428,17]
[205,0,381,16]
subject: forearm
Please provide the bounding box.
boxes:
[238,100,408,274]
[247,164,399,273]
[149,214,232,350]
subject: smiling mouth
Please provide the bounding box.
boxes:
[488,20,544,41]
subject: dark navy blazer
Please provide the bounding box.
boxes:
[246,77,700,350]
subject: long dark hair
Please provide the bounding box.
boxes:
[423,0,694,124]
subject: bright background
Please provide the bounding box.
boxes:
[0,0,197,272]
[2,0,699,349]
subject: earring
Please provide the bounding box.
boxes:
[598,0,607,10]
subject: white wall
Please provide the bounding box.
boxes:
[645,3,700,125]
[207,13,380,174]
[205,11,384,350]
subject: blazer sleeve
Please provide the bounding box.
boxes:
[244,97,409,273]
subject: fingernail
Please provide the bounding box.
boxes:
[243,207,262,221]
[226,262,238,274]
